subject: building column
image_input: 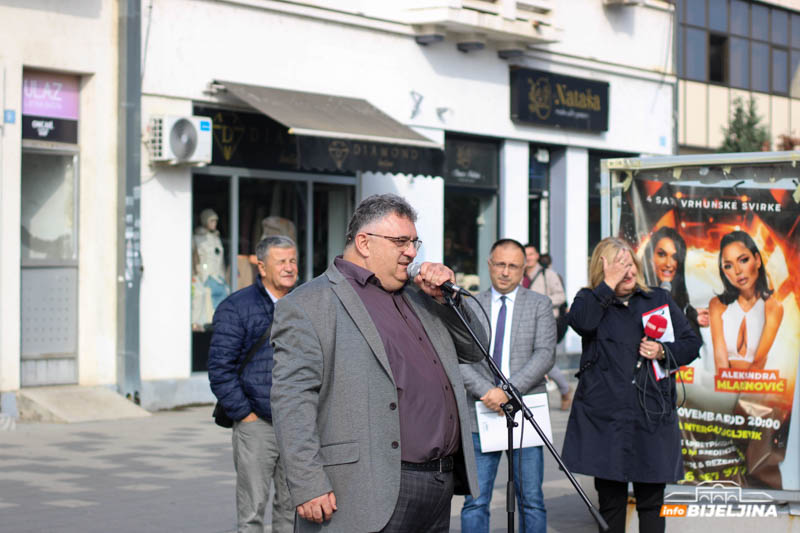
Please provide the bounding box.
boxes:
[359,127,446,264]
[358,172,445,264]
[0,63,22,393]
[549,146,588,353]
[499,139,529,244]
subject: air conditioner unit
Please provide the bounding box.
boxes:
[149,115,212,165]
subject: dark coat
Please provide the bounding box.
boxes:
[208,280,276,422]
[562,282,701,483]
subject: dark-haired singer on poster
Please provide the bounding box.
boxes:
[646,226,709,337]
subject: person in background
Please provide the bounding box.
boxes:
[563,237,701,533]
[208,235,298,533]
[709,230,783,372]
[647,226,708,338]
[523,244,572,410]
[460,239,556,533]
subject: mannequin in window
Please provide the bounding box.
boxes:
[192,208,230,330]
[260,215,297,243]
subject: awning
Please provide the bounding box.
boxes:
[215,80,444,176]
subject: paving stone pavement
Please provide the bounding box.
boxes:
[2,379,792,532]
[1,386,594,533]
[1,405,239,533]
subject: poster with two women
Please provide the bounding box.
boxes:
[612,156,800,491]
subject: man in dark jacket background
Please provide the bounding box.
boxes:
[209,235,298,533]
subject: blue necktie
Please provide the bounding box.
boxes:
[492,296,507,381]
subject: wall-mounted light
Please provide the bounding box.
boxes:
[457,41,485,53]
[413,24,445,46]
[410,91,424,119]
[456,33,486,53]
[415,34,444,45]
[497,48,524,59]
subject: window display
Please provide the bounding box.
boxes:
[236,178,306,291]
[191,174,310,371]
[191,208,230,330]
[443,135,499,292]
[20,150,80,386]
[20,152,78,263]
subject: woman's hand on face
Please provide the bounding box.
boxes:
[696,307,710,327]
[602,248,630,290]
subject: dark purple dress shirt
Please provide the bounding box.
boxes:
[334,257,460,462]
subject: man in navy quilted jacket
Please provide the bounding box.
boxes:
[209,235,298,533]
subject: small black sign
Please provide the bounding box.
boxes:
[297,136,443,177]
[510,67,609,132]
[444,136,499,188]
[196,105,444,176]
[194,106,298,171]
[22,115,78,143]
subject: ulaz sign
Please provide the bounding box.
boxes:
[510,67,608,132]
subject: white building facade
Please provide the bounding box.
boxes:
[0,0,677,410]
[0,2,120,406]
[138,0,676,405]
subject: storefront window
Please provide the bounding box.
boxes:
[20,150,80,386]
[312,183,354,277]
[443,134,499,291]
[190,171,350,371]
[191,175,232,336]
[444,189,497,292]
[19,69,81,387]
[21,152,78,263]
[589,151,635,258]
[236,178,307,290]
[528,146,550,253]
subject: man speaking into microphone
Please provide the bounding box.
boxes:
[270,194,486,533]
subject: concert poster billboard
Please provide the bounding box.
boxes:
[614,160,800,490]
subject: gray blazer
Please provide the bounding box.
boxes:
[270,263,486,533]
[460,287,557,433]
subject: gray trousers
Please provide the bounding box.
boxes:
[548,364,570,396]
[232,417,294,533]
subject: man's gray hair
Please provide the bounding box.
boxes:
[345,194,417,244]
[255,235,296,262]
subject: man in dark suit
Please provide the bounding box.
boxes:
[270,194,486,532]
[460,238,556,533]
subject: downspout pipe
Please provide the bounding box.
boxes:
[672,2,679,155]
[117,0,143,402]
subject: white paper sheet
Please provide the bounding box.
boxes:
[476,393,553,453]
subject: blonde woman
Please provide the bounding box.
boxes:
[561,237,700,533]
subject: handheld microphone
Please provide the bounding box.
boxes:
[660,280,672,292]
[635,314,668,372]
[406,263,470,296]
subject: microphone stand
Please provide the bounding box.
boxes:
[443,291,608,532]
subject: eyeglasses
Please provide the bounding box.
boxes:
[365,233,423,251]
[489,260,523,273]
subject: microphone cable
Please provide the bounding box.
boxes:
[633,345,671,424]
[518,412,527,533]
[633,342,685,424]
